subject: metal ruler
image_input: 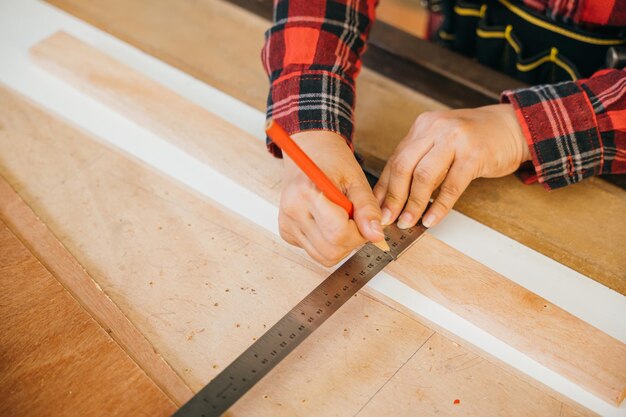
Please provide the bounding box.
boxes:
[173,222,427,417]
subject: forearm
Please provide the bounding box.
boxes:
[261,0,378,157]
[502,69,626,189]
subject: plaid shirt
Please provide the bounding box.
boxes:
[262,0,626,189]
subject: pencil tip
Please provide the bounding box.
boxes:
[373,239,390,252]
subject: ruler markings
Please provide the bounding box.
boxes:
[173,223,426,416]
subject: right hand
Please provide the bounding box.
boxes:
[279,130,385,267]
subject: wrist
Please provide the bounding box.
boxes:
[500,104,531,165]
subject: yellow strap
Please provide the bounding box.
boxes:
[476,28,505,39]
[476,25,521,54]
[454,5,485,18]
[438,30,455,41]
[516,47,578,80]
[498,0,625,46]
[504,25,521,54]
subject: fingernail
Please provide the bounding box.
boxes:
[397,212,412,229]
[369,219,385,238]
[381,208,393,225]
[422,213,436,228]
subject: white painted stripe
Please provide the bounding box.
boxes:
[0,1,624,415]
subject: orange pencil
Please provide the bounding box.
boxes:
[265,119,389,252]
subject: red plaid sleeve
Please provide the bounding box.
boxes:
[521,0,626,25]
[502,69,626,189]
[261,0,377,157]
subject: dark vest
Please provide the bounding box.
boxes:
[435,0,626,84]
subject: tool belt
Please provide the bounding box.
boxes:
[436,0,626,84]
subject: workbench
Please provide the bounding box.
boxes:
[0,1,625,416]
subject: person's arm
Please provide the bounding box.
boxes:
[262,0,382,266]
[502,68,626,189]
[374,69,626,230]
[261,0,377,157]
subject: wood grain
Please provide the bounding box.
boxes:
[0,85,598,415]
[29,32,626,405]
[0,220,176,417]
[377,0,430,38]
[356,333,596,417]
[388,234,626,405]
[0,168,194,406]
[44,0,626,294]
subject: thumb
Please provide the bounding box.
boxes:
[346,178,385,243]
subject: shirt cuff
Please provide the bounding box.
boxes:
[501,82,603,190]
[265,70,355,158]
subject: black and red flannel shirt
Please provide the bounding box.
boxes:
[261,0,626,189]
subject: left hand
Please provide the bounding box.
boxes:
[373,104,531,229]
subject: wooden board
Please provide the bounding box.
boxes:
[0,85,599,416]
[29,31,626,406]
[43,0,626,295]
[377,0,430,39]
[0,220,176,416]
[0,173,193,406]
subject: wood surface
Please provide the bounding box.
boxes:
[0,175,193,406]
[0,220,176,417]
[377,0,429,38]
[44,0,626,295]
[0,84,598,416]
[29,32,626,406]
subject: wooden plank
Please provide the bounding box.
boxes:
[388,235,626,405]
[0,163,193,406]
[0,86,598,416]
[0,220,176,417]
[43,0,626,295]
[0,83,429,415]
[29,31,626,405]
[376,0,429,39]
[355,333,596,417]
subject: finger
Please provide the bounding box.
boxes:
[298,212,354,266]
[292,227,335,266]
[373,163,390,206]
[422,162,473,228]
[278,209,300,247]
[308,192,366,249]
[380,140,433,226]
[279,228,299,247]
[345,179,386,244]
[397,144,454,229]
[281,208,340,265]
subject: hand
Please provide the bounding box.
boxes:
[374,104,531,229]
[279,130,385,267]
